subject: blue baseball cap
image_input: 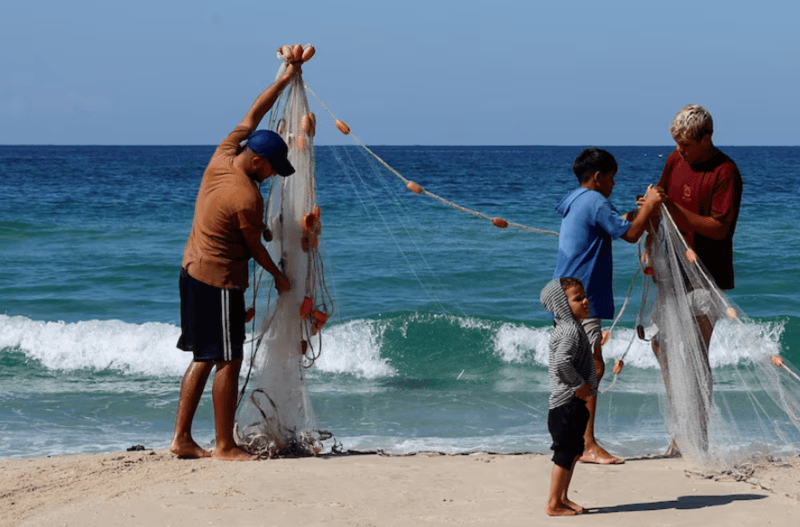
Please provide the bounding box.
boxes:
[246,129,295,177]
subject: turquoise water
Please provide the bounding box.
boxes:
[2,145,799,459]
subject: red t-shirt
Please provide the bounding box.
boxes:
[658,149,743,290]
[181,126,265,290]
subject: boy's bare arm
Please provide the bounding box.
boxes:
[620,185,665,242]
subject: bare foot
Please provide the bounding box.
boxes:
[562,497,586,514]
[579,443,624,465]
[212,445,257,461]
[545,501,582,516]
[170,439,211,459]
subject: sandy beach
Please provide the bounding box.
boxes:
[2,450,798,526]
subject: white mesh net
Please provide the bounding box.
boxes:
[637,205,800,469]
[235,48,334,458]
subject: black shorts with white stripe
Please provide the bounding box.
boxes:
[177,268,245,362]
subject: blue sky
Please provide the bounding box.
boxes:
[1,0,798,145]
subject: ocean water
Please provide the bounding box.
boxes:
[2,144,799,459]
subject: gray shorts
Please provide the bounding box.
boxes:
[688,288,718,320]
[581,317,602,350]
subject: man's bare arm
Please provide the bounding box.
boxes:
[664,200,730,240]
[242,227,290,293]
[238,62,302,133]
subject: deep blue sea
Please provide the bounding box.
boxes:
[2,144,799,459]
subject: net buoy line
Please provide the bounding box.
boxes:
[326,141,460,316]
[303,82,560,237]
[305,81,646,346]
[310,81,643,361]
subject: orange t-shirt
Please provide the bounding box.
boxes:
[181,126,265,290]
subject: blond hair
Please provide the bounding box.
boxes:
[669,104,713,142]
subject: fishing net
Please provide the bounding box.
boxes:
[228,45,800,465]
[235,46,334,458]
[634,204,800,469]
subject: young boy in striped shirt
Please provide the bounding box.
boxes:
[540,277,597,516]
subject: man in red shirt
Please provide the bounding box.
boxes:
[658,105,743,292]
[654,104,743,454]
[170,62,300,461]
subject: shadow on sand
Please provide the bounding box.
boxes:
[589,493,767,514]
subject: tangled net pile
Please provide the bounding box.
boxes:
[235,44,334,459]
[636,205,800,469]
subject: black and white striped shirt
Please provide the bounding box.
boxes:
[540,279,598,409]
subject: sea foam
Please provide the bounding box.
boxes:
[0,313,787,378]
[0,314,188,376]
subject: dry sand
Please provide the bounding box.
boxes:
[1,450,798,526]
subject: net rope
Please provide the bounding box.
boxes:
[303,82,559,236]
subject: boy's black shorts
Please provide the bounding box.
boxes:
[177,268,245,362]
[548,397,590,469]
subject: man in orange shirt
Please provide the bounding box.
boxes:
[170,62,300,461]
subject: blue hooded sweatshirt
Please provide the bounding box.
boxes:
[552,188,631,320]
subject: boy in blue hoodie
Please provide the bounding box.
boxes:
[540,277,597,516]
[553,148,663,464]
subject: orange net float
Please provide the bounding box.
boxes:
[492,217,509,229]
[296,135,307,150]
[301,231,321,252]
[279,45,293,62]
[771,355,785,367]
[644,266,655,276]
[302,113,316,136]
[685,248,698,264]
[311,310,329,335]
[302,211,318,234]
[313,205,321,221]
[725,306,738,319]
[245,307,255,323]
[600,330,610,346]
[406,181,423,194]
[335,120,350,135]
[300,297,313,318]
